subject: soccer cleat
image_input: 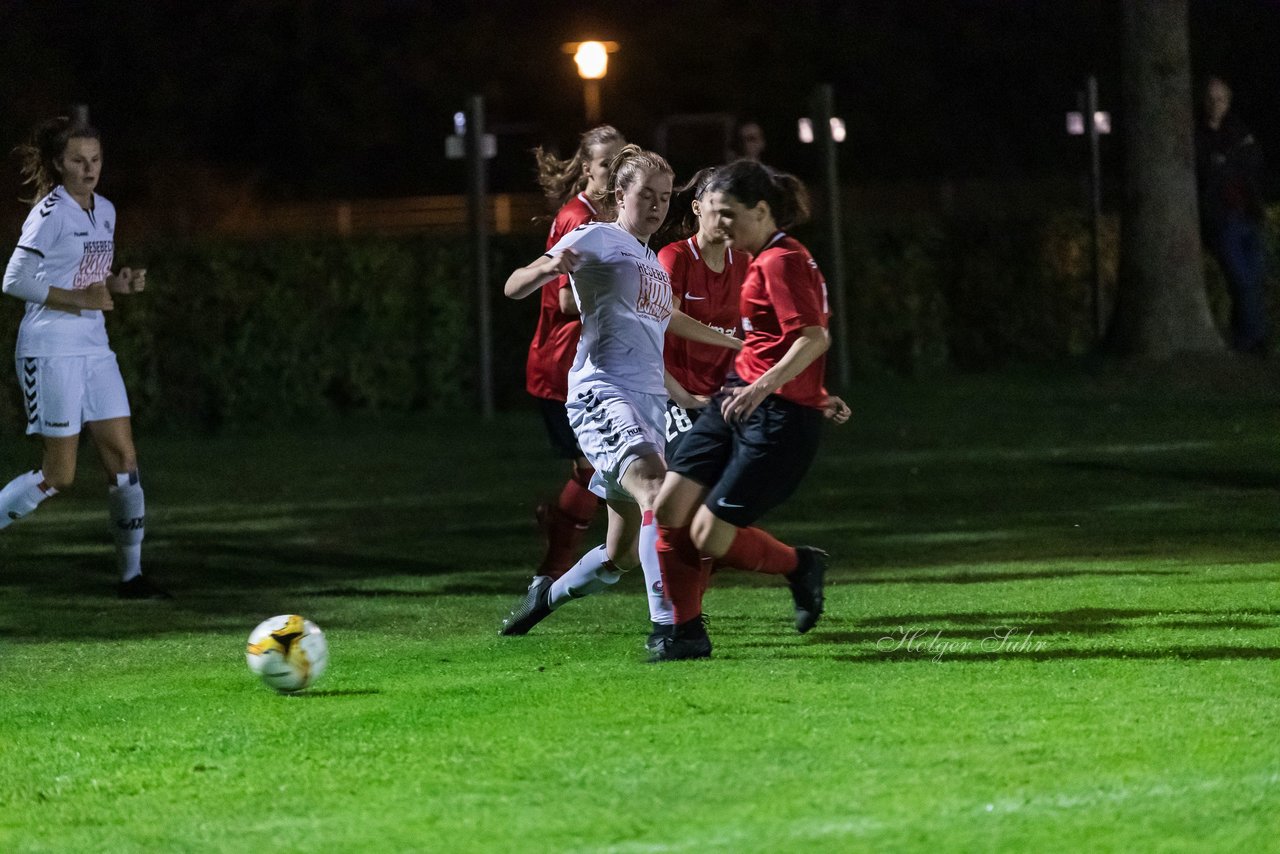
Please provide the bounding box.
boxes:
[117,575,172,600]
[500,576,553,636]
[787,547,828,633]
[648,615,712,662]
[645,621,673,655]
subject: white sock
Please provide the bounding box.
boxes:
[639,512,674,625]
[549,545,623,608]
[0,469,56,530]
[108,471,145,582]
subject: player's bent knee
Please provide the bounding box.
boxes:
[689,509,735,557]
[654,476,702,528]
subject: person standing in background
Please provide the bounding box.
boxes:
[1196,75,1269,355]
[729,119,767,163]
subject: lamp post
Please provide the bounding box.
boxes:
[1066,75,1111,340]
[800,85,851,387]
[562,40,618,124]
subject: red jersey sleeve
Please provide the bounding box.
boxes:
[759,250,826,333]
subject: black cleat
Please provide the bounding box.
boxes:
[500,576,553,636]
[787,547,827,633]
[117,575,172,600]
[648,615,712,662]
[645,622,673,655]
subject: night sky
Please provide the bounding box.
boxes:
[1,0,1278,211]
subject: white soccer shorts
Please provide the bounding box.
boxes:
[566,382,666,502]
[17,354,132,437]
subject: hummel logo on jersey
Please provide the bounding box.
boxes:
[716,497,746,509]
[74,231,89,237]
[115,517,145,531]
[44,420,70,428]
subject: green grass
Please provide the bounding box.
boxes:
[1,363,1278,852]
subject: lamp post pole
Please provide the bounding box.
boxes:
[1069,76,1110,342]
[584,79,602,125]
[813,84,850,387]
[1086,75,1105,340]
[464,94,494,420]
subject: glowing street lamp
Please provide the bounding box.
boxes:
[562,40,619,123]
[798,117,846,144]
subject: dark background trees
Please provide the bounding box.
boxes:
[1110,0,1221,357]
[1,1,1274,202]
[0,0,1276,365]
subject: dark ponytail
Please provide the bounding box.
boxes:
[654,166,719,247]
[705,159,811,230]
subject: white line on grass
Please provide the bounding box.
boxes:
[575,772,1279,852]
[580,816,887,854]
[978,770,1280,816]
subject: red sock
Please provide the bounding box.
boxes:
[698,556,714,597]
[718,526,799,575]
[562,464,601,519]
[657,524,705,623]
[537,471,601,579]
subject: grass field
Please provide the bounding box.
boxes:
[1,363,1277,852]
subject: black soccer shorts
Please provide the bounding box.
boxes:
[666,390,823,528]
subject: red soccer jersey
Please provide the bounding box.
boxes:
[658,236,750,396]
[733,232,830,409]
[524,193,600,400]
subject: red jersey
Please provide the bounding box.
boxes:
[658,236,750,396]
[733,232,830,409]
[524,192,599,400]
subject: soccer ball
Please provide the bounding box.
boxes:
[245,614,328,693]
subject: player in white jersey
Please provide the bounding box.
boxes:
[0,116,166,598]
[500,146,740,652]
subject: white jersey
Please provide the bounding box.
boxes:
[548,221,673,396]
[14,187,115,357]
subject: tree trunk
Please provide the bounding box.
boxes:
[1109,0,1222,357]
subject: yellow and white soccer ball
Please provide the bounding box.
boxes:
[245,614,328,693]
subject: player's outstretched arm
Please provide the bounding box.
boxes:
[721,326,829,423]
[504,250,581,300]
[668,309,743,351]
